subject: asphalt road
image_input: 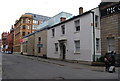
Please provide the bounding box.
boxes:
[2,52,119,79]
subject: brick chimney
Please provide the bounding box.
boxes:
[79,7,83,15]
[60,17,66,22]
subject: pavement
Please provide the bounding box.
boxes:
[14,53,119,73]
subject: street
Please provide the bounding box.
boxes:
[2,52,119,79]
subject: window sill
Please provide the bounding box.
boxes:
[74,31,80,34]
[96,51,101,53]
[61,34,65,36]
[51,36,54,38]
[74,52,80,54]
[54,52,58,54]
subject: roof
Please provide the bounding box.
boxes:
[48,10,92,29]
[36,11,73,29]
[25,13,51,23]
[23,26,48,38]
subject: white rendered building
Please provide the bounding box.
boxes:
[47,7,101,62]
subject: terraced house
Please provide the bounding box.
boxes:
[47,7,101,62]
[21,12,73,58]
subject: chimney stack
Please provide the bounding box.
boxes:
[60,17,66,22]
[79,7,83,15]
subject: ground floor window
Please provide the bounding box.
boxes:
[55,43,58,52]
[96,38,100,52]
[74,40,80,53]
[107,37,115,52]
[38,47,41,53]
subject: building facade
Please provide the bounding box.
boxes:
[21,12,73,57]
[22,28,47,58]
[13,13,50,53]
[47,8,101,62]
[34,29,47,58]
[1,32,9,52]
[6,26,14,53]
[22,32,35,56]
[99,2,120,56]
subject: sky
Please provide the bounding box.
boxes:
[0,0,101,39]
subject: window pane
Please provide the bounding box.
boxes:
[61,25,65,34]
[96,38,99,51]
[23,19,26,23]
[52,29,55,37]
[55,43,58,52]
[38,47,41,53]
[22,25,26,29]
[75,40,80,53]
[28,19,30,23]
[107,37,115,51]
[75,20,80,31]
[28,26,30,29]
[22,32,25,36]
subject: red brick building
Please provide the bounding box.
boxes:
[1,32,9,52]
[6,26,14,53]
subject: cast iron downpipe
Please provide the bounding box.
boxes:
[91,11,96,62]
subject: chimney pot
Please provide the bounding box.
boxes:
[79,7,83,15]
[60,17,66,22]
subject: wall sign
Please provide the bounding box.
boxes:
[100,3,120,16]
[37,44,43,48]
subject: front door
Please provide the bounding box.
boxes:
[59,42,66,60]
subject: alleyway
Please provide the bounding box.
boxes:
[2,52,119,79]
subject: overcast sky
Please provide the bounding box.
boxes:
[0,0,102,38]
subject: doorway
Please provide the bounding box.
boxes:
[59,41,66,60]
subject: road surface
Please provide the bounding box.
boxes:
[2,52,119,79]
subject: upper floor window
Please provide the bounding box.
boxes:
[33,20,38,24]
[23,19,26,23]
[22,25,26,29]
[95,15,99,27]
[52,28,55,37]
[28,32,30,34]
[22,32,25,36]
[28,26,30,30]
[61,25,65,35]
[32,25,37,30]
[28,19,31,23]
[38,37,41,44]
[74,20,80,31]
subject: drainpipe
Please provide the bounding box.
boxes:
[91,11,95,62]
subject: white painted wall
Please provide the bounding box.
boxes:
[47,8,101,62]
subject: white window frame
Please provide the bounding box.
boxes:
[28,19,31,23]
[96,38,100,52]
[28,26,30,30]
[55,43,58,53]
[61,25,65,35]
[74,40,80,54]
[52,28,55,37]
[74,20,80,32]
